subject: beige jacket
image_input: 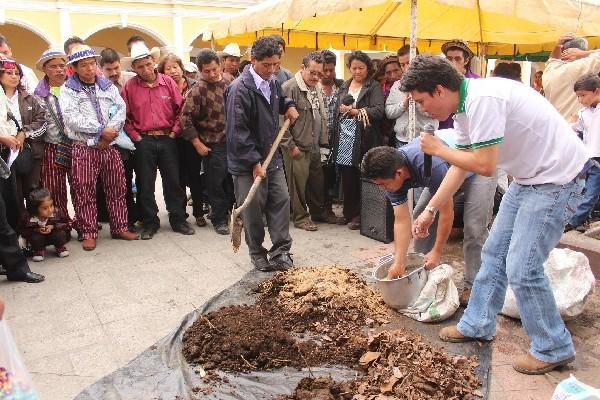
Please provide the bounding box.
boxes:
[543,53,600,120]
[281,72,328,151]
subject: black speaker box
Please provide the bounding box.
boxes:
[360,179,394,243]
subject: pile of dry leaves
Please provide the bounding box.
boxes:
[281,330,482,400]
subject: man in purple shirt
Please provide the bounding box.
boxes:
[121,43,194,240]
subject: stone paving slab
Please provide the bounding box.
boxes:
[0,205,599,399]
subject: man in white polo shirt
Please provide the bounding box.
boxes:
[400,55,590,375]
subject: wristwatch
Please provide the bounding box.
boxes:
[424,205,438,217]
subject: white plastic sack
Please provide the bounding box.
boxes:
[400,264,459,322]
[501,248,596,320]
[0,321,39,399]
[551,375,600,400]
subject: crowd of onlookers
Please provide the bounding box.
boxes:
[0,30,599,282]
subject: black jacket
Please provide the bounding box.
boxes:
[331,77,384,166]
[225,64,295,175]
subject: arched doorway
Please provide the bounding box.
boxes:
[85,25,167,58]
[0,22,51,79]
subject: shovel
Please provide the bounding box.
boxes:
[230,119,291,252]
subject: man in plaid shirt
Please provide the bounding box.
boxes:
[180,49,234,235]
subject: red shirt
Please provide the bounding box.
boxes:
[121,73,183,141]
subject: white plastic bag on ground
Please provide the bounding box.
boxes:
[0,320,39,399]
[400,264,459,322]
[501,248,596,320]
[551,375,600,400]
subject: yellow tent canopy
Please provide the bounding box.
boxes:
[202,0,600,55]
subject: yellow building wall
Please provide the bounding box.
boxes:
[0,24,49,79]
[86,28,162,57]
[4,10,61,45]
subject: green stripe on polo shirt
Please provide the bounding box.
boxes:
[456,144,471,150]
[470,137,503,149]
[457,79,470,113]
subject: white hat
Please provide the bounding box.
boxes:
[184,61,198,73]
[67,44,100,65]
[36,49,67,71]
[221,43,241,58]
[122,42,160,70]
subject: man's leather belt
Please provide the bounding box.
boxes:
[72,140,87,146]
[142,129,170,136]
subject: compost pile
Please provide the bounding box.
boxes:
[182,266,482,398]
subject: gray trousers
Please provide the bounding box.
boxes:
[232,167,292,260]
[414,173,496,288]
[282,146,325,226]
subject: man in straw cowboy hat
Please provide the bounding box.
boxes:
[59,44,139,251]
[33,49,78,230]
[219,43,241,78]
[121,42,194,240]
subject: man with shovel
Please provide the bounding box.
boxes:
[225,36,299,272]
[401,55,589,375]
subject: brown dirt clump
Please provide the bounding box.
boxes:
[255,266,391,337]
[182,304,316,371]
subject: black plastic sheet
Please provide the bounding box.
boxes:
[74,270,492,400]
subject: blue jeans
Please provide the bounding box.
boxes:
[570,164,600,226]
[457,178,584,363]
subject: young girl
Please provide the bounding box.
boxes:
[19,187,70,261]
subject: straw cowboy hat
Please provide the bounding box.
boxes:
[220,42,241,58]
[441,39,475,59]
[184,61,198,74]
[67,44,101,65]
[122,42,161,70]
[36,49,68,71]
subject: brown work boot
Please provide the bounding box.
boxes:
[439,326,475,343]
[459,287,471,307]
[513,353,575,375]
[113,231,140,240]
[82,238,96,251]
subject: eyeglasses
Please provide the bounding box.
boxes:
[306,70,323,78]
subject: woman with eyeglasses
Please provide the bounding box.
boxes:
[0,61,45,282]
[0,59,47,218]
[331,50,385,230]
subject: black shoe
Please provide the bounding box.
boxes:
[173,221,195,235]
[0,267,6,275]
[252,257,277,272]
[214,222,230,235]
[270,252,294,271]
[8,271,45,283]
[140,226,158,240]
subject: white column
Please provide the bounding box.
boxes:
[57,2,72,45]
[172,9,184,58]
